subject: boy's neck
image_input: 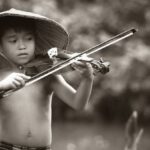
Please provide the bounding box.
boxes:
[4,57,26,73]
[11,63,26,74]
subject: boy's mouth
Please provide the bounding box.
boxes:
[18,53,28,57]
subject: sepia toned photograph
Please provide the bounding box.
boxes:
[0,0,149,150]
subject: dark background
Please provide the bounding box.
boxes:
[0,0,150,150]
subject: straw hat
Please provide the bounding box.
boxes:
[0,8,69,54]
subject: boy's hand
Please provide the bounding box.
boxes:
[71,61,94,80]
[0,73,31,90]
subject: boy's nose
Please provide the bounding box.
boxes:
[18,40,26,50]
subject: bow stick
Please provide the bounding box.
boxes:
[0,28,137,98]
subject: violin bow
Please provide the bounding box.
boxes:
[0,28,137,98]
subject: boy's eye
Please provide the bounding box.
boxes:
[8,39,17,43]
[25,36,34,41]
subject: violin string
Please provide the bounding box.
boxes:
[1,28,137,98]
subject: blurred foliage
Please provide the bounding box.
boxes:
[1,0,150,125]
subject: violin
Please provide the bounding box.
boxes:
[23,49,110,76]
[0,28,137,98]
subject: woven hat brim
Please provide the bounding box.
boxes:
[0,9,69,54]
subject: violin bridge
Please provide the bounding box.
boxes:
[47,47,58,59]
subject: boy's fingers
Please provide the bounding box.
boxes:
[11,83,17,89]
[71,63,82,70]
[16,73,31,80]
[72,61,89,69]
[85,62,93,71]
[73,61,84,67]
[12,79,24,88]
[15,77,25,86]
[11,80,20,89]
[72,62,94,73]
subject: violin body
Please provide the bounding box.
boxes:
[24,50,110,76]
[0,49,110,78]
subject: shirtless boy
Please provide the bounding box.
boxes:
[0,8,107,150]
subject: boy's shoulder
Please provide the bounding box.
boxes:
[0,53,14,78]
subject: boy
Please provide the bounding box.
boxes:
[0,8,107,150]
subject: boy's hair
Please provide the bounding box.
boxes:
[0,16,36,40]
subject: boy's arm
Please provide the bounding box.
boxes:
[0,73,31,91]
[50,62,94,110]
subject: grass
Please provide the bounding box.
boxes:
[52,121,150,150]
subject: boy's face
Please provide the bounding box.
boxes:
[0,28,35,65]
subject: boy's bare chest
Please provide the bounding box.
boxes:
[0,79,52,112]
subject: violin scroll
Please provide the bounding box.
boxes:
[90,58,110,75]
